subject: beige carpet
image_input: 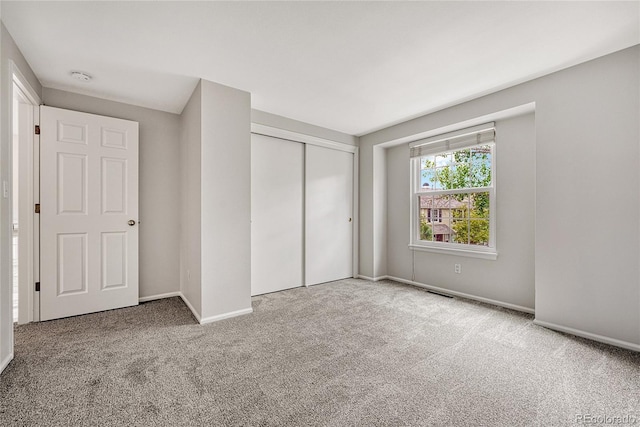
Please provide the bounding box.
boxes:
[1,278,639,426]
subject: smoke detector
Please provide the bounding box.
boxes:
[70,71,92,82]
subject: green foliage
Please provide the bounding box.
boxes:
[449,193,490,245]
[452,218,489,246]
[422,147,491,192]
[420,217,432,241]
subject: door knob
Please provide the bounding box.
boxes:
[128,220,136,226]
[349,218,352,222]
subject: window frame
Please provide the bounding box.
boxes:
[409,143,497,260]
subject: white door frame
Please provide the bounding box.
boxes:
[10,60,41,324]
[250,123,359,280]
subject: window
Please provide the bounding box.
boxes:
[426,208,441,223]
[409,124,497,259]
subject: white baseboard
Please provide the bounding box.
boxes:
[139,291,181,303]
[0,352,14,375]
[533,319,640,352]
[178,293,202,323]
[357,274,389,282]
[177,293,252,325]
[199,307,253,325]
[385,275,535,314]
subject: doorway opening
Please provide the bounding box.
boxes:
[10,62,41,325]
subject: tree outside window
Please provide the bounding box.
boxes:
[418,145,492,247]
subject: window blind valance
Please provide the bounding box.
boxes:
[409,123,495,158]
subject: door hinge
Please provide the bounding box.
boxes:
[35,125,40,135]
[34,203,40,214]
[35,282,40,292]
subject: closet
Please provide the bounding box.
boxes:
[250,132,354,296]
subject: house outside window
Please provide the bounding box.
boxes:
[409,124,497,259]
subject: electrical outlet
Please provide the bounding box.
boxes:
[454,263,461,274]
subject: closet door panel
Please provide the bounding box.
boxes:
[251,134,304,296]
[305,144,353,285]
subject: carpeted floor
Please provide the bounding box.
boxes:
[1,278,639,426]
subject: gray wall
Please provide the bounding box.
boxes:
[200,80,251,319]
[373,146,387,278]
[533,48,638,344]
[360,45,640,347]
[180,82,202,315]
[179,80,252,321]
[42,88,182,300]
[386,113,535,310]
[1,22,42,371]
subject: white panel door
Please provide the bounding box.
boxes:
[305,144,353,285]
[251,134,304,295]
[40,106,139,321]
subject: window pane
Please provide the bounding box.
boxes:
[438,197,448,225]
[445,164,471,189]
[468,219,490,246]
[471,145,492,161]
[434,167,453,190]
[418,195,433,241]
[420,220,433,241]
[450,193,468,219]
[451,219,469,244]
[470,146,492,187]
[432,168,441,190]
[419,195,433,211]
[435,152,451,167]
[432,194,450,210]
[452,149,470,165]
[436,214,452,242]
[421,156,435,170]
[469,192,490,218]
[420,168,435,190]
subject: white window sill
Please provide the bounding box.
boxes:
[409,243,498,260]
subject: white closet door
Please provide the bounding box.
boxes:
[251,134,304,296]
[305,144,353,285]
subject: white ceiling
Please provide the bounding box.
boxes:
[2,1,639,136]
